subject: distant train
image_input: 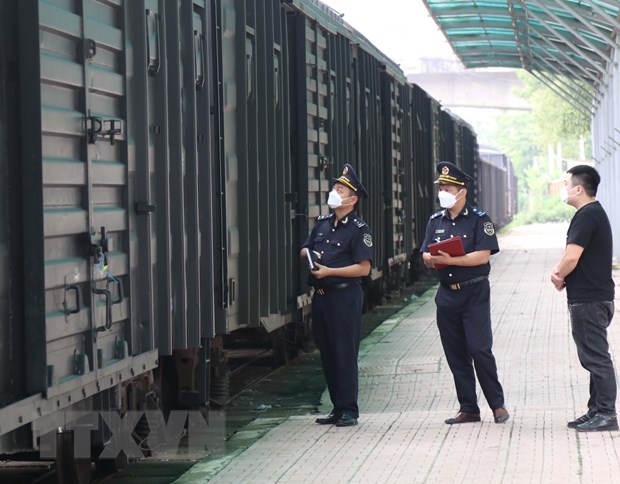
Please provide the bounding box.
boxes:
[0,0,515,475]
[477,145,518,229]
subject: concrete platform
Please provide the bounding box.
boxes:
[177,223,620,483]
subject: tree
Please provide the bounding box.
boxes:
[488,71,592,225]
[514,72,591,161]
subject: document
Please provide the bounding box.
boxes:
[427,236,465,269]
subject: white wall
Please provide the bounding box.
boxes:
[592,45,620,264]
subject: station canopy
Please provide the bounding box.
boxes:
[422,0,620,114]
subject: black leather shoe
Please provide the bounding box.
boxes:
[335,414,358,427]
[575,414,619,432]
[493,407,510,424]
[315,413,340,425]
[567,413,594,429]
[445,412,481,425]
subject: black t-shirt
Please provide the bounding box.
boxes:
[565,201,615,303]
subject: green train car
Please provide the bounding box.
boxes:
[0,0,514,476]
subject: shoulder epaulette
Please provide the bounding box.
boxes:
[317,214,332,221]
[471,207,486,217]
[430,210,443,220]
[352,218,366,228]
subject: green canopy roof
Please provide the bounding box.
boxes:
[422,0,620,113]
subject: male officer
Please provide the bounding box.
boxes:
[300,164,373,427]
[421,161,509,425]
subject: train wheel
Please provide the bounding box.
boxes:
[271,330,289,367]
[271,327,298,366]
[94,452,127,475]
[55,429,91,484]
[210,374,230,403]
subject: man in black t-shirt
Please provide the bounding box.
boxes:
[551,165,617,432]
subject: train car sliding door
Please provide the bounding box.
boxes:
[12,0,217,432]
[409,86,435,253]
[356,51,385,284]
[380,75,407,291]
[128,0,216,406]
[286,9,332,303]
[215,0,293,334]
[17,0,159,425]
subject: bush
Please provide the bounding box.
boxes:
[525,196,574,224]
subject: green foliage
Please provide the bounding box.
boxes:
[517,162,574,224]
[513,73,591,159]
[491,110,539,178]
[524,195,575,224]
[486,72,592,227]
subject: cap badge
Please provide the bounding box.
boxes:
[343,166,349,175]
[442,166,449,175]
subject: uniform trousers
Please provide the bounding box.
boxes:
[312,284,363,418]
[435,278,504,413]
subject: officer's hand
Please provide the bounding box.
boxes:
[423,252,435,269]
[311,263,329,279]
[430,250,452,266]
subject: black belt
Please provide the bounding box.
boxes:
[441,275,488,291]
[315,281,361,295]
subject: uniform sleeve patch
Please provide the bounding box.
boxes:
[483,221,495,236]
[363,233,373,247]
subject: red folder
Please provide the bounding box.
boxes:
[428,236,465,269]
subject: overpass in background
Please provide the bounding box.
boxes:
[407,64,532,111]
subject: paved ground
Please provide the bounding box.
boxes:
[177,223,620,483]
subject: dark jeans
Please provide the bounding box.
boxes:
[569,301,616,416]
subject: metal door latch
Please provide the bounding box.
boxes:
[86,116,122,145]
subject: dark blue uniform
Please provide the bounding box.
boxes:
[302,212,373,419]
[421,204,505,414]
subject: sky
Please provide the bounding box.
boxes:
[321,0,458,72]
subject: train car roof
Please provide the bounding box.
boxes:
[286,0,407,82]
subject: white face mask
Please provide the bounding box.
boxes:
[327,190,344,209]
[438,189,461,209]
[560,186,578,204]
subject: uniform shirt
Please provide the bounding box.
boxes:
[565,201,615,303]
[302,211,373,288]
[420,204,499,283]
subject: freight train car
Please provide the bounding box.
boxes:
[439,116,517,231]
[0,0,517,478]
[478,146,518,230]
[1,1,220,476]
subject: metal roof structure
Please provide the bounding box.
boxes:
[422,0,620,115]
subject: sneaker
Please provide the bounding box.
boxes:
[567,413,594,429]
[575,414,619,432]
